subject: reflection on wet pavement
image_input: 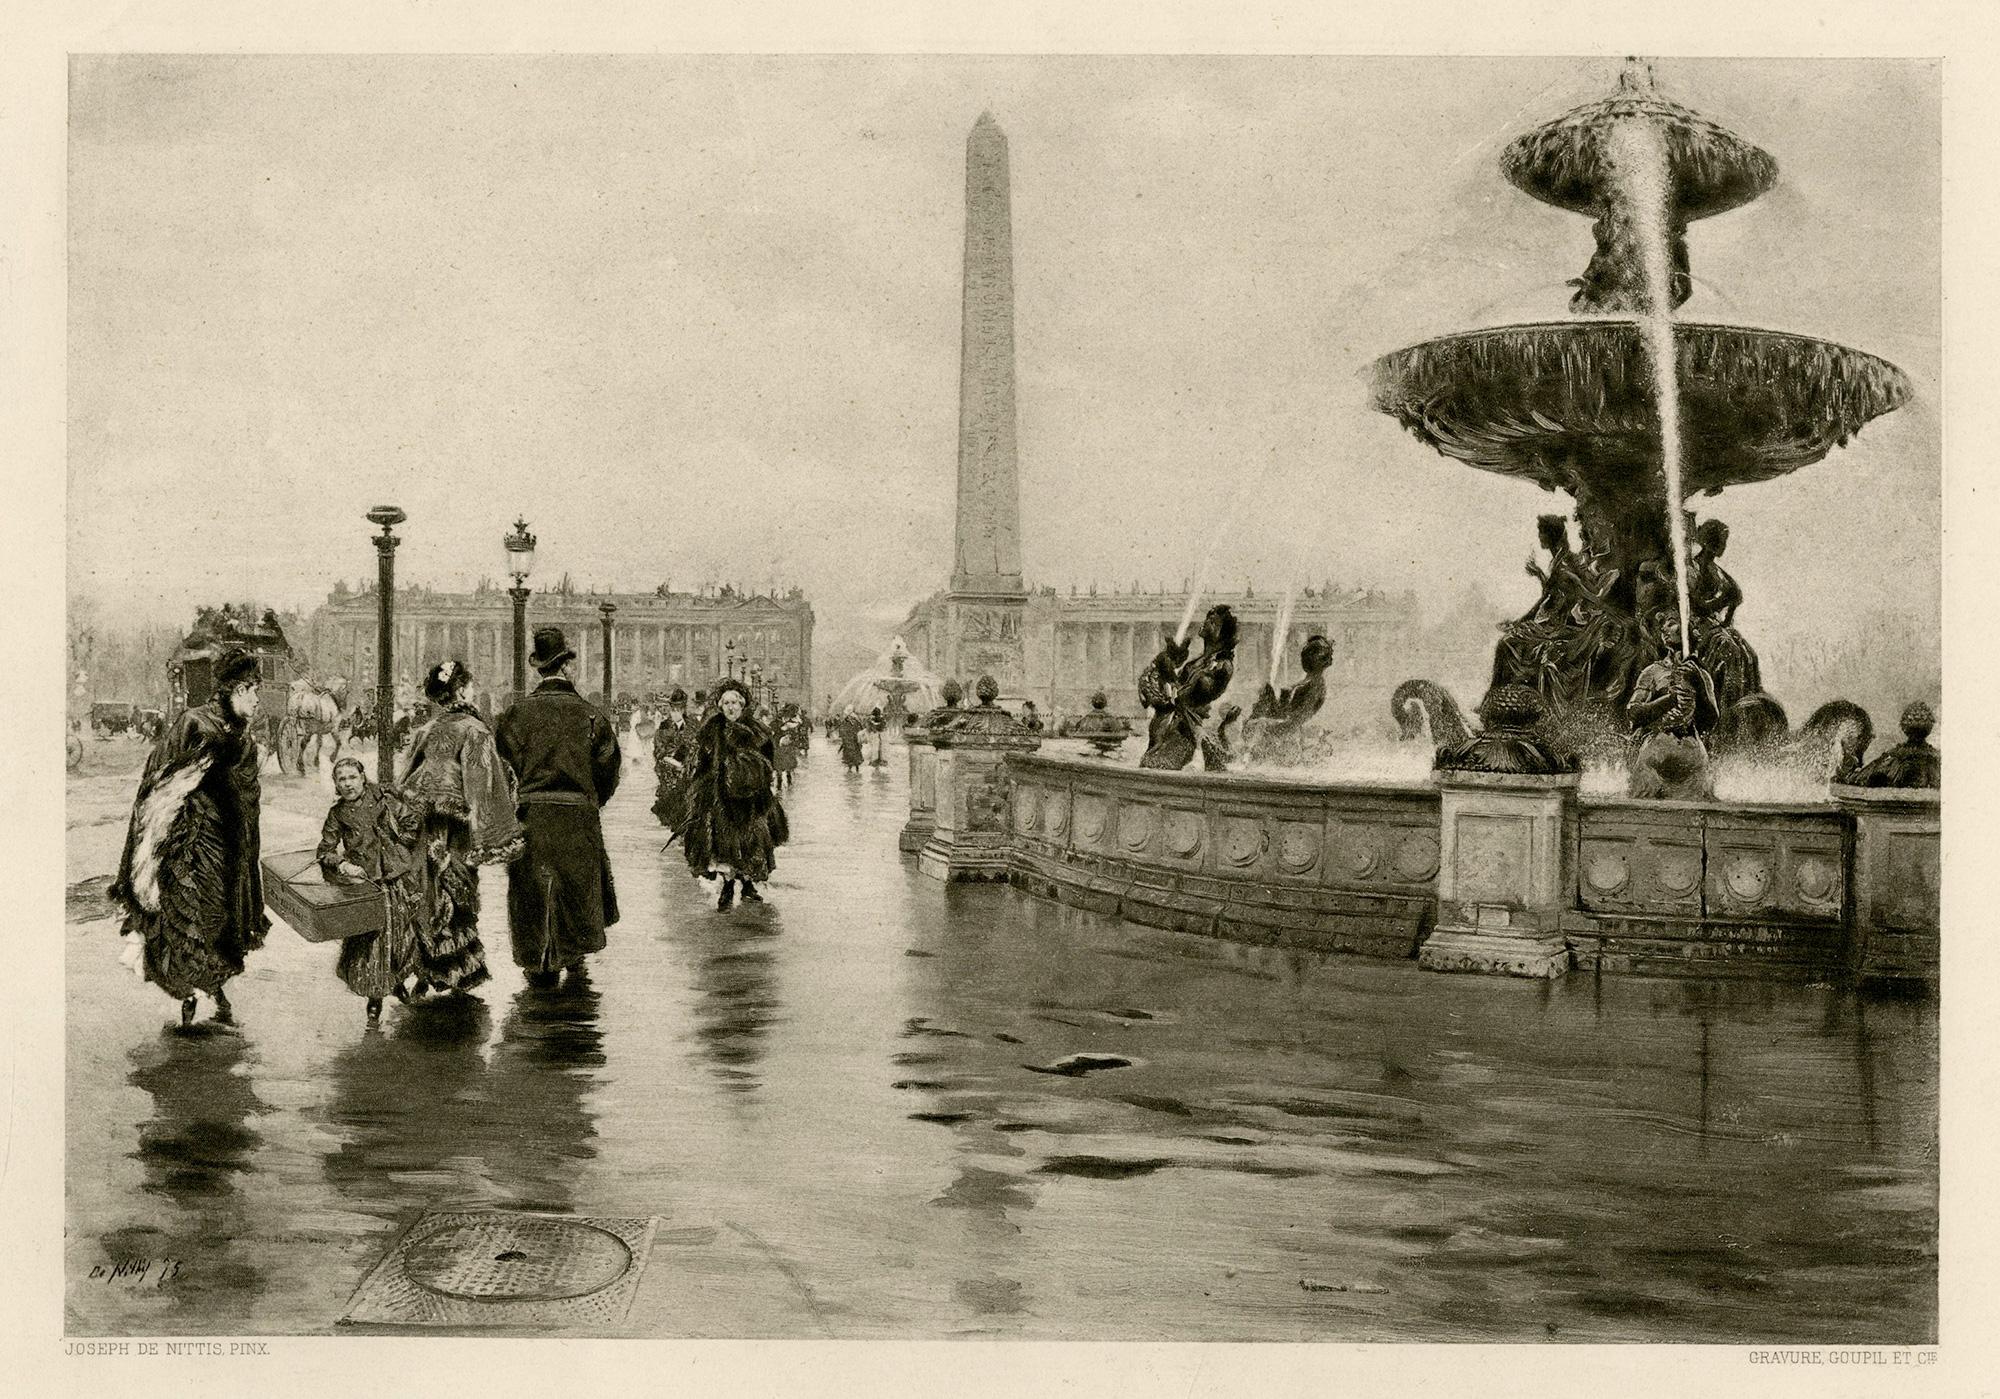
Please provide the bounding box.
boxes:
[66,746,1936,1340]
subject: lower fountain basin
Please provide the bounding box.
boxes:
[1368,321,1911,495]
[997,752,1935,983]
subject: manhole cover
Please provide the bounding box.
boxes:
[340,1210,658,1332]
[403,1217,632,1301]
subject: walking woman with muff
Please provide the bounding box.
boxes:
[110,646,270,1027]
[682,677,790,910]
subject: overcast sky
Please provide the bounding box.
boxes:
[67,55,1938,663]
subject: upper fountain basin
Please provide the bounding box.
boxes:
[1502,88,1777,221]
[1368,320,1912,495]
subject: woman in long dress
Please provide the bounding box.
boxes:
[110,647,270,1027]
[836,707,866,774]
[317,755,423,1025]
[398,661,524,995]
[683,678,791,910]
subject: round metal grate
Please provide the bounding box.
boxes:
[403,1217,633,1302]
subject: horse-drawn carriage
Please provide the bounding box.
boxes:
[168,606,353,775]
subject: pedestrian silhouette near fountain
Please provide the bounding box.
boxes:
[1851,702,1941,790]
[836,707,866,773]
[774,702,807,791]
[1138,603,1238,771]
[110,646,270,1027]
[683,678,790,911]
[1626,611,1720,799]
[496,630,622,990]
[650,688,694,833]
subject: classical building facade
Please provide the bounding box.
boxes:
[901,584,1424,729]
[306,582,813,710]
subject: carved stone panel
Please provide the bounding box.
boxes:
[1160,808,1204,861]
[1218,816,1265,870]
[1274,821,1322,876]
[1454,813,1534,906]
[1074,794,1109,849]
[1118,801,1156,854]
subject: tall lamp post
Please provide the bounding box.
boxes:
[599,600,618,707]
[724,637,737,681]
[366,505,406,784]
[504,517,536,703]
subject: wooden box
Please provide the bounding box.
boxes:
[262,846,388,943]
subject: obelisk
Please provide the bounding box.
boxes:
[953,112,1025,593]
[945,112,1028,691]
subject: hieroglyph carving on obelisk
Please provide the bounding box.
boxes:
[951,112,1026,596]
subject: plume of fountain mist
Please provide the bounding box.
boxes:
[1605,116,1695,656]
[1265,536,1314,692]
[1175,451,1285,644]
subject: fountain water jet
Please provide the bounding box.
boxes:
[1175,450,1284,644]
[1606,115,1695,655]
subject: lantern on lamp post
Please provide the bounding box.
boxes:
[724,637,737,681]
[504,517,536,702]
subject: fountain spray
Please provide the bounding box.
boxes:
[1267,538,1312,691]
[1606,115,1695,656]
[1175,450,1285,645]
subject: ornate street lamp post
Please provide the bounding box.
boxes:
[724,637,737,681]
[504,517,536,702]
[599,600,618,707]
[366,505,406,783]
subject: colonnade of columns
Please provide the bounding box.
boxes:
[315,613,810,703]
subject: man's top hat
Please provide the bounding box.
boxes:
[529,627,576,674]
[667,687,688,705]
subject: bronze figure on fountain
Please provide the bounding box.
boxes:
[1246,634,1335,766]
[1138,604,1238,771]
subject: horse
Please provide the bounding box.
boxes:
[288,675,350,775]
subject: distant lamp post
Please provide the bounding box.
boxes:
[504,516,536,701]
[366,505,407,783]
[599,600,618,707]
[725,637,737,681]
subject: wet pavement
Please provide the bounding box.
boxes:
[65,737,1937,1341]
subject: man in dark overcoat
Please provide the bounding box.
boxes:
[496,627,622,988]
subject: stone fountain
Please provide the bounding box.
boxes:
[1371,61,1911,747]
[913,68,1936,986]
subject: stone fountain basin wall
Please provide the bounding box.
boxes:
[1005,754,1441,959]
[998,755,1938,981]
[1566,798,1852,979]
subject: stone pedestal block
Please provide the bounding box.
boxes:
[1421,770,1578,977]
[1834,784,1941,984]
[900,728,938,854]
[918,694,1040,882]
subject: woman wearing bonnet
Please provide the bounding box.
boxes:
[110,646,270,1027]
[398,659,524,996]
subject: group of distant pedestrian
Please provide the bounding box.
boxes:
[111,623,797,1029]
